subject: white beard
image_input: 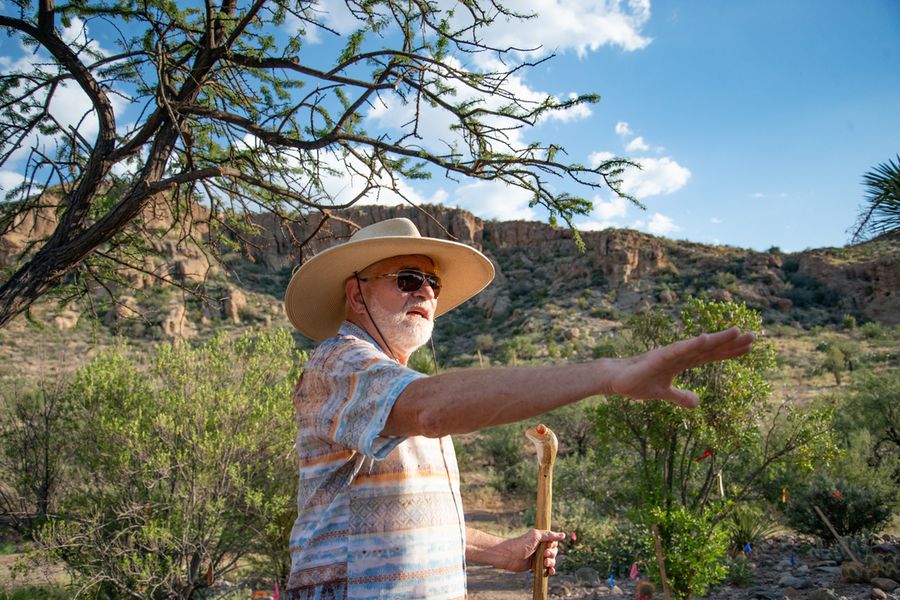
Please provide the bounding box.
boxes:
[367,296,434,357]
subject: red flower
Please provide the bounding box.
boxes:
[570,530,577,542]
[833,490,843,501]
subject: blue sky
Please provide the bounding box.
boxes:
[2,0,898,253]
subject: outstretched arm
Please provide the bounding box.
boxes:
[384,327,754,438]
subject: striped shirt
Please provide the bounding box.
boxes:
[287,322,468,599]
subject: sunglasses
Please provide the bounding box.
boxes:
[359,269,442,298]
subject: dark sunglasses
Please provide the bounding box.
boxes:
[359,269,442,297]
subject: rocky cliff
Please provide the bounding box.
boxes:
[2,202,898,332]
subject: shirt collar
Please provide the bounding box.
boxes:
[339,320,385,353]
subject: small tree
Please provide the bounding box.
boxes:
[588,299,836,598]
[34,328,303,598]
[0,376,77,534]
[0,0,636,328]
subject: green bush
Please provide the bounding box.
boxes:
[641,506,729,600]
[860,321,884,339]
[34,328,304,599]
[784,475,895,540]
[725,555,755,587]
[0,586,70,600]
[477,423,533,495]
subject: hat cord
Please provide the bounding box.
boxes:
[352,272,441,374]
[353,272,399,362]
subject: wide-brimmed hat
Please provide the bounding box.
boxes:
[284,218,495,341]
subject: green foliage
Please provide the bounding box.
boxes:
[0,586,70,600]
[837,368,900,478]
[725,555,755,587]
[0,0,640,325]
[408,346,437,374]
[725,504,777,557]
[498,334,538,364]
[0,377,77,534]
[784,475,895,540]
[822,345,846,384]
[851,154,900,243]
[641,506,729,600]
[560,515,646,577]
[841,314,857,330]
[860,321,885,339]
[477,424,533,495]
[591,299,778,511]
[33,329,304,599]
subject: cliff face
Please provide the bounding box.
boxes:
[2,202,898,325]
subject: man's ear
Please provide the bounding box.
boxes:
[345,277,365,315]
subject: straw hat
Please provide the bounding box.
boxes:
[284,218,495,341]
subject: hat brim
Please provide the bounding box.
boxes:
[284,236,494,342]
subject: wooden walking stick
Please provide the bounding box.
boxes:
[525,424,558,600]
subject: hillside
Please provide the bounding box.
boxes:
[1,203,897,385]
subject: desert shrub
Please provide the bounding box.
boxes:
[860,321,884,339]
[837,369,900,479]
[841,314,857,330]
[725,504,777,557]
[784,475,895,540]
[34,328,304,599]
[0,376,78,535]
[726,555,755,587]
[498,334,538,363]
[0,586,70,600]
[592,338,618,359]
[408,346,436,374]
[477,423,533,495]
[555,508,645,578]
[641,506,729,600]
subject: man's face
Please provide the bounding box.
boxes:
[357,254,438,356]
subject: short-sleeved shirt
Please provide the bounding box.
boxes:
[287,322,468,599]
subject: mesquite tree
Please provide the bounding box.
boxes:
[0,0,635,328]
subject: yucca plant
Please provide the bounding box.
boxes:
[726,504,778,558]
[851,155,900,243]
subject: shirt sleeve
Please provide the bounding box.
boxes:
[306,335,426,459]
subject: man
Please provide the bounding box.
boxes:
[283,218,753,599]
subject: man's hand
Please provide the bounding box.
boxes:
[495,529,566,575]
[606,327,755,407]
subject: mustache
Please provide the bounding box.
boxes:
[404,300,432,315]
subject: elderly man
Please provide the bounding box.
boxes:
[283,218,753,598]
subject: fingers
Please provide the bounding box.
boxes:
[665,388,700,409]
[535,530,566,543]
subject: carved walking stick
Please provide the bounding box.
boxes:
[526,424,558,600]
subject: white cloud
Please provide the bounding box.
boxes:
[625,136,649,152]
[366,55,591,161]
[466,0,652,62]
[710,217,723,224]
[588,151,616,165]
[634,212,679,235]
[750,192,766,198]
[0,170,24,194]
[451,180,538,221]
[615,121,633,137]
[593,195,629,221]
[293,0,652,60]
[621,156,691,198]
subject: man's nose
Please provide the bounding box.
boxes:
[412,280,437,300]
